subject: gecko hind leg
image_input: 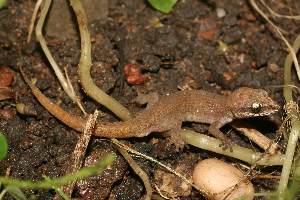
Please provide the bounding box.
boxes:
[169,126,185,151]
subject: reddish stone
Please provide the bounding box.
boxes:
[0,67,14,87]
[124,64,145,85]
[0,109,15,119]
[222,71,233,83]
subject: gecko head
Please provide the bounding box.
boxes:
[226,87,280,119]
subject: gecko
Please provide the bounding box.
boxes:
[20,68,280,151]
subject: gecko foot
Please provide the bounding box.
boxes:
[219,140,234,152]
[170,133,185,151]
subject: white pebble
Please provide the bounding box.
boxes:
[216,8,226,18]
[193,158,254,200]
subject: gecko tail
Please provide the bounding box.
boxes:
[19,66,86,132]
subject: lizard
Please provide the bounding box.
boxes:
[20,68,280,151]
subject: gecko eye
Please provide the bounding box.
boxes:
[250,102,262,113]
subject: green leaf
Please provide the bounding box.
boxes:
[147,0,178,14]
[5,185,27,200]
[0,0,6,9]
[0,132,8,161]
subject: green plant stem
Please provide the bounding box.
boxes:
[180,130,291,166]
[0,154,114,189]
[277,121,300,199]
[277,34,300,199]
[43,176,71,200]
[36,0,86,114]
[0,189,7,199]
[69,0,133,121]
[283,34,300,100]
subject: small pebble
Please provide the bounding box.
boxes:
[193,158,254,200]
[216,8,226,18]
[268,63,279,73]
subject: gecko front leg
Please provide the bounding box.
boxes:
[208,117,235,152]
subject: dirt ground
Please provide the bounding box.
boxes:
[0,0,299,199]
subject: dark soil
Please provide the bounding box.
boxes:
[0,0,299,199]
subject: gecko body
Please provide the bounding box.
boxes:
[20,68,280,150]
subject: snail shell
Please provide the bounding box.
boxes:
[16,103,38,116]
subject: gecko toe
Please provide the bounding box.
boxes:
[219,140,234,152]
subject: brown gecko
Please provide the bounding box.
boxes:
[20,68,280,151]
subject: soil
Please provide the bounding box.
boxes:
[0,0,299,199]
